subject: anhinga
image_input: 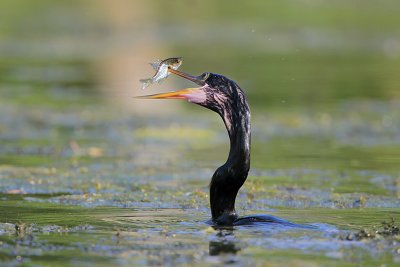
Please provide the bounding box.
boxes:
[139,68,311,227]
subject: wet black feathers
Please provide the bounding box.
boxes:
[198,73,251,224]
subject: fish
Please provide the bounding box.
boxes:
[140,57,183,89]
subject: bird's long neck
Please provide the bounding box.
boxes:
[226,112,251,172]
[210,92,251,225]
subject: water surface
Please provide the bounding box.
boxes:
[1,1,400,266]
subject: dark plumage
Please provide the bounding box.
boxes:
[198,73,251,224]
[139,69,313,228]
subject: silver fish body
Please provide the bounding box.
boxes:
[140,57,183,89]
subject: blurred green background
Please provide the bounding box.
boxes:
[1,1,400,266]
[1,0,399,109]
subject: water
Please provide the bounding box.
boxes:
[1,1,400,266]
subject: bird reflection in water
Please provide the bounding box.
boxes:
[209,229,241,256]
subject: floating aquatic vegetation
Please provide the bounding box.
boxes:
[341,218,400,241]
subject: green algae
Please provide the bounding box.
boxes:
[342,218,400,241]
[1,0,400,266]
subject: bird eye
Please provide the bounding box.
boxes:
[201,72,210,81]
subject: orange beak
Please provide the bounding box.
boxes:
[135,88,203,100]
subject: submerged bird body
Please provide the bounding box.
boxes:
[138,69,313,228]
[140,57,183,89]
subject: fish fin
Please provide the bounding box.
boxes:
[149,60,162,70]
[139,78,153,89]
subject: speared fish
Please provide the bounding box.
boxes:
[140,57,183,89]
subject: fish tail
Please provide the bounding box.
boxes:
[140,78,153,89]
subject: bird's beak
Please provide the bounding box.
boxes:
[168,69,205,86]
[135,87,204,100]
[136,69,207,104]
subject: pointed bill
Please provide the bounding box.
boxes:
[135,88,206,103]
[167,68,206,86]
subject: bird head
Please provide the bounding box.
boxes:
[137,69,242,116]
